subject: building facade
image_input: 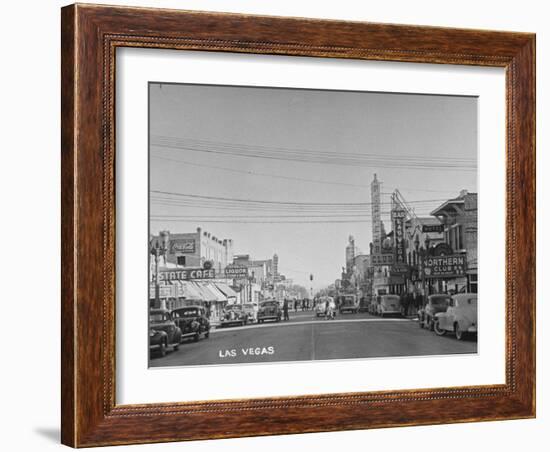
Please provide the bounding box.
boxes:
[151,227,233,274]
[429,190,478,294]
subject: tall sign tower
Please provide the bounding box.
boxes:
[371,174,382,255]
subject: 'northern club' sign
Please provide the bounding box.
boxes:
[422,254,466,278]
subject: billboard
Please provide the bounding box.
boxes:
[170,238,196,254]
[422,255,466,278]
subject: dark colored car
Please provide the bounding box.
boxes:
[149,309,182,358]
[171,306,211,342]
[221,304,248,327]
[339,294,359,314]
[418,294,451,330]
[257,300,282,323]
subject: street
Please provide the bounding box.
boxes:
[150,311,476,367]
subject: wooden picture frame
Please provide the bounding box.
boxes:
[61,3,535,447]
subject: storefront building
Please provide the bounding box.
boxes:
[150,227,233,274]
[428,190,478,294]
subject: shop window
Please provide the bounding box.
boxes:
[469,274,478,293]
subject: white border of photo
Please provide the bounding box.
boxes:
[116,48,505,405]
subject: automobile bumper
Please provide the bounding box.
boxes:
[467,326,478,333]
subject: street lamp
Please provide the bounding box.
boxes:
[149,233,168,309]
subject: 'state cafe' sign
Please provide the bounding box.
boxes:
[158,268,216,282]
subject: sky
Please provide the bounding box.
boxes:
[149,83,477,290]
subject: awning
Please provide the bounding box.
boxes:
[171,280,204,300]
[190,282,219,302]
[204,283,228,302]
[214,282,238,299]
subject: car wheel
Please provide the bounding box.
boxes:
[434,320,446,336]
[194,333,199,342]
[205,331,210,339]
[173,343,179,351]
[454,323,465,341]
[159,341,167,357]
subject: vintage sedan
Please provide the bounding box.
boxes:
[257,300,282,323]
[171,305,210,342]
[376,294,401,317]
[242,303,258,323]
[315,299,327,317]
[418,294,451,330]
[339,294,359,314]
[434,293,478,340]
[220,304,248,327]
[149,309,182,358]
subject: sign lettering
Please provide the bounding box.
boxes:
[422,255,466,278]
[158,268,216,281]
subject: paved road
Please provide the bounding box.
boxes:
[150,311,476,367]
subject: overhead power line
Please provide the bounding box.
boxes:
[150,190,448,207]
[150,135,476,171]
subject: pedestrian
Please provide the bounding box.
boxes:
[328,297,336,320]
[283,298,290,321]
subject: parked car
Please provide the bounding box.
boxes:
[149,308,182,358]
[242,303,258,323]
[257,300,282,323]
[376,294,401,317]
[367,300,378,315]
[418,294,451,330]
[315,299,328,317]
[434,293,478,340]
[358,297,372,313]
[339,294,359,314]
[171,305,210,342]
[221,304,248,327]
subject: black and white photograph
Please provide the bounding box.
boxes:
[148,82,479,367]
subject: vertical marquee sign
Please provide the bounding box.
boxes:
[392,209,407,268]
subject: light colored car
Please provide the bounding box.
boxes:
[315,297,331,317]
[418,294,451,330]
[434,293,477,340]
[376,295,401,317]
[242,303,258,323]
[220,304,248,327]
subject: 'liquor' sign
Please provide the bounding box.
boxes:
[224,266,249,278]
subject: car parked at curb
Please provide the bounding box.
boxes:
[418,294,451,330]
[339,294,359,314]
[434,293,478,340]
[315,298,328,317]
[220,304,248,327]
[242,303,258,323]
[149,308,182,358]
[171,305,210,342]
[375,294,401,317]
[257,300,282,323]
